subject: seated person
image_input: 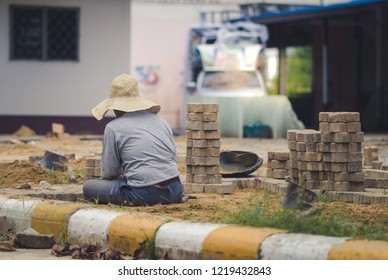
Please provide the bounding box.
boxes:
[83,74,185,206]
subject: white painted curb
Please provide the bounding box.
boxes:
[0,198,38,231]
[67,208,125,246]
[155,221,228,259]
[260,233,349,259]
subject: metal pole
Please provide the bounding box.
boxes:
[322,19,329,109]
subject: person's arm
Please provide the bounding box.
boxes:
[100,126,121,179]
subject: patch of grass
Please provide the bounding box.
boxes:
[183,211,192,220]
[226,200,388,241]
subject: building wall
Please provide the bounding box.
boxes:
[0,0,130,132]
[130,2,238,131]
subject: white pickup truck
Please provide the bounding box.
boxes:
[192,69,267,97]
[187,44,268,97]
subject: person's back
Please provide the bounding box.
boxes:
[83,74,185,206]
[101,111,179,187]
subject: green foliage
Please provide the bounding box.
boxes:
[287,46,312,97]
[226,199,388,241]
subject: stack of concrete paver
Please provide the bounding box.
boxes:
[266,151,290,180]
[84,157,101,182]
[319,112,365,191]
[184,103,234,194]
[278,112,365,192]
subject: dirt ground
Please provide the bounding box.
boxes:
[0,133,387,236]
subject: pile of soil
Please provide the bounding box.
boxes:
[0,160,84,188]
[12,125,37,137]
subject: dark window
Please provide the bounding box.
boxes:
[10,5,79,61]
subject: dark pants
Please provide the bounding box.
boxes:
[83,178,184,206]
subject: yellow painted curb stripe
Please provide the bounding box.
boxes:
[108,213,166,255]
[202,226,284,260]
[31,201,84,242]
[327,240,388,260]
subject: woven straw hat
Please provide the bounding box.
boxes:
[92,74,161,120]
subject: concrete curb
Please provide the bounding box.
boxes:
[1,196,388,260]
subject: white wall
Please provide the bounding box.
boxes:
[0,0,130,117]
[130,2,238,129]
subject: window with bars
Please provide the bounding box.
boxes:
[10,5,80,61]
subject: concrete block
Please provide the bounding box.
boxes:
[189,130,221,140]
[202,113,218,122]
[305,180,321,190]
[330,143,349,153]
[306,143,318,152]
[349,172,365,182]
[288,141,297,151]
[346,122,361,132]
[270,160,287,169]
[332,132,351,143]
[272,169,288,179]
[52,123,65,134]
[334,182,365,192]
[190,139,221,148]
[349,143,362,153]
[306,162,324,171]
[350,132,364,143]
[298,161,307,171]
[186,112,203,121]
[296,142,306,152]
[347,162,363,172]
[290,151,297,160]
[318,143,331,153]
[269,151,290,161]
[203,104,219,113]
[372,161,383,170]
[319,112,330,122]
[203,122,219,131]
[321,180,334,191]
[304,152,322,162]
[266,168,273,178]
[320,132,332,143]
[331,163,348,173]
[186,103,204,113]
[85,158,98,167]
[322,153,331,162]
[334,172,350,182]
[319,122,330,132]
[329,122,347,133]
[13,232,55,249]
[186,121,203,131]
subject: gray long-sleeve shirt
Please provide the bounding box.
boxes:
[100,110,179,187]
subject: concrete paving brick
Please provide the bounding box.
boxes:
[334,172,350,182]
[187,130,221,140]
[187,103,204,113]
[298,161,307,171]
[305,180,321,189]
[296,142,306,152]
[272,169,288,179]
[270,160,287,169]
[202,113,218,122]
[288,141,297,150]
[332,132,351,143]
[321,180,334,191]
[306,162,324,171]
[203,104,219,113]
[319,122,330,132]
[290,150,297,159]
[304,152,323,162]
[329,123,347,133]
[189,139,221,148]
[321,132,333,143]
[202,122,219,131]
[306,143,318,152]
[372,161,383,169]
[330,143,349,153]
[318,143,331,152]
[186,112,203,121]
[331,163,348,173]
[349,172,365,182]
[350,132,364,142]
[186,157,219,166]
[319,112,331,122]
[334,182,365,192]
[266,168,273,178]
[346,122,361,132]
